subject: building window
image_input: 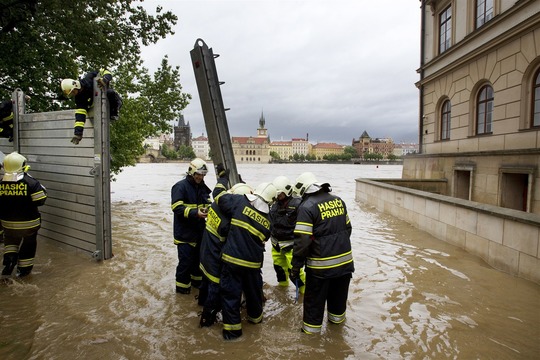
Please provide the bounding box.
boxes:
[533,69,540,127]
[439,6,452,54]
[476,85,493,135]
[441,100,451,140]
[476,0,494,29]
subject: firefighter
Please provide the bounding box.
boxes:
[199,181,253,327]
[0,151,47,277]
[269,175,305,293]
[60,68,122,145]
[289,172,355,334]
[171,158,211,295]
[0,99,14,142]
[213,167,277,340]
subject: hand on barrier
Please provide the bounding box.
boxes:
[71,134,82,145]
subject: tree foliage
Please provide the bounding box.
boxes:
[1,1,190,174]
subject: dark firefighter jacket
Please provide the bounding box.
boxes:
[73,69,113,136]
[0,173,47,231]
[292,188,355,279]
[199,201,231,284]
[171,175,211,245]
[269,195,301,251]
[214,177,271,269]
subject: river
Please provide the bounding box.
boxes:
[0,163,539,359]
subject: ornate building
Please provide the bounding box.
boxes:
[408,0,540,213]
[173,115,191,150]
[352,130,395,159]
[232,112,271,164]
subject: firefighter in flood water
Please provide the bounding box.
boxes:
[269,175,305,293]
[0,151,47,277]
[199,180,253,327]
[171,158,211,295]
[289,172,355,334]
[212,166,276,340]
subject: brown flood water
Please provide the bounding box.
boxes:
[0,163,539,360]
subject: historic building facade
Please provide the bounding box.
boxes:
[406,0,540,213]
[173,115,191,150]
[192,134,210,160]
[232,113,271,164]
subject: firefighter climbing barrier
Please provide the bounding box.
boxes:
[0,81,113,260]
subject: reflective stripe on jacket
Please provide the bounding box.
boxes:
[293,190,354,278]
[214,177,271,269]
[171,175,211,243]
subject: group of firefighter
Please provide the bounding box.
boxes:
[171,158,355,340]
[0,68,354,340]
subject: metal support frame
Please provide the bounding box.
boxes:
[190,38,239,184]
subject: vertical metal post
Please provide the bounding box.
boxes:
[92,80,113,260]
[11,89,26,151]
[190,38,239,184]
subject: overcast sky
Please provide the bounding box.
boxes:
[141,0,421,145]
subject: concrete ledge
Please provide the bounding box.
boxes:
[356,178,540,285]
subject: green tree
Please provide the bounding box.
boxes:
[344,146,358,158]
[0,1,187,175]
[177,145,196,160]
[270,151,280,161]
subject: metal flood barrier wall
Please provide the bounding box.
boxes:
[0,85,112,260]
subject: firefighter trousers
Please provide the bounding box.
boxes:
[302,272,352,334]
[271,246,306,293]
[2,228,39,276]
[175,242,202,292]
[220,263,263,339]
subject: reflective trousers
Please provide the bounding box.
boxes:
[271,246,306,293]
[175,242,202,291]
[221,263,263,336]
[2,228,38,276]
[302,272,352,334]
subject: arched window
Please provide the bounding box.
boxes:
[441,99,451,140]
[533,69,540,127]
[476,85,493,135]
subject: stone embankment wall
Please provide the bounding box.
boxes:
[356,178,540,285]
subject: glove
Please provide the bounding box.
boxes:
[97,78,109,89]
[71,134,82,145]
[216,163,226,177]
[289,267,300,285]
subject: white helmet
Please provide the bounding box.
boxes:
[273,175,293,197]
[294,172,319,196]
[2,151,27,182]
[61,78,81,98]
[253,182,277,204]
[187,158,208,176]
[229,183,253,195]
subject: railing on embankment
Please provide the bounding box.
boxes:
[356,178,540,285]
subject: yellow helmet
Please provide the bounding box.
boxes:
[187,158,208,176]
[2,151,27,182]
[61,78,81,98]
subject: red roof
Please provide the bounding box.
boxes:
[232,136,269,145]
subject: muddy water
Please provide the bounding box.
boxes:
[0,163,539,360]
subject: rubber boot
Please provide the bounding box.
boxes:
[199,308,218,327]
[2,253,18,276]
[223,329,242,340]
[17,266,33,278]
